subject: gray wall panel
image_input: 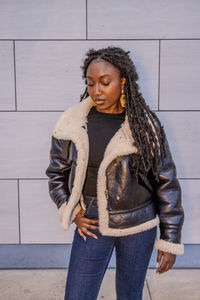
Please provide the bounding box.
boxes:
[157,112,200,179]
[15,41,86,111]
[20,180,75,243]
[180,180,200,244]
[0,42,15,110]
[160,40,200,110]
[0,112,60,178]
[0,0,86,39]
[0,180,19,244]
[88,0,200,39]
[16,40,158,111]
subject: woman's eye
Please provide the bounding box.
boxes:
[87,82,110,87]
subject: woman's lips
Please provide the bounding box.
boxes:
[94,99,106,104]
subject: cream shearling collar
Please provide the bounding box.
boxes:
[53,96,135,144]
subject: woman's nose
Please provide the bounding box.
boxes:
[94,84,102,96]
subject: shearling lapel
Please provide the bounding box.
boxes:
[53,96,137,154]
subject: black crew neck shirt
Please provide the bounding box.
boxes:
[82,106,126,197]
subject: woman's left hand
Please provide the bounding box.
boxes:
[156,250,176,274]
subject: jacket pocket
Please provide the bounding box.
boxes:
[108,199,156,229]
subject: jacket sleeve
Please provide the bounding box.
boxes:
[45,136,81,224]
[45,136,72,208]
[150,134,184,255]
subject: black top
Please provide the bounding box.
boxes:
[82,106,126,197]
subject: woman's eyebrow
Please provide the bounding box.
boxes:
[87,74,112,79]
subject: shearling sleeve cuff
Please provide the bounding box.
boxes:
[154,239,184,255]
[58,201,82,227]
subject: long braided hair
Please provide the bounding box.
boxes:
[80,46,166,182]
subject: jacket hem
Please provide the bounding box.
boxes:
[154,239,184,255]
[99,215,159,237]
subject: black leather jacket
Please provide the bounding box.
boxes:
[46,96,184,255]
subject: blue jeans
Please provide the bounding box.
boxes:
[64,197,157,300]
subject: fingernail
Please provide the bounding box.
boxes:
[84,237,86,241]
[94,236,98,239]
[156,262,159,268]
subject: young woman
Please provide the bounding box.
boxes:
[46,47,184,300]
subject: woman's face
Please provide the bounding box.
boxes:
[86,59,124,113]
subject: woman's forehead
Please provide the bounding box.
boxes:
[86,60,120,77]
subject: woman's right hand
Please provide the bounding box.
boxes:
[74,209,99,240]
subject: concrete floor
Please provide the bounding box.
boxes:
[0,269,199,300]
